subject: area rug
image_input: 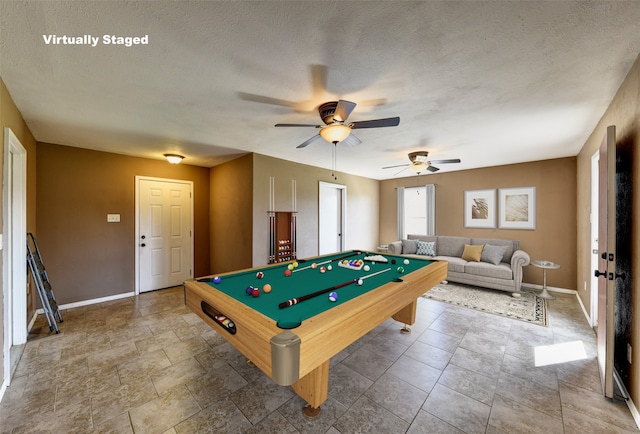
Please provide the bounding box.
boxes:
[422,282,548,326]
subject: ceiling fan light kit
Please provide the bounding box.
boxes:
[319,123,352,144]
[163,153,184,164]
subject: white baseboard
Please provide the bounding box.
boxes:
[35,291,135,315]
[574,291,592,326]
[0,379,7,403]
[521,282,576,295]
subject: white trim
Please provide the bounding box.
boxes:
[590,150,600,327]
[36,291,136,314]
[521,283,576,294]
[134,176,194,295]
[2,128,27,398]
[575,291,592,326]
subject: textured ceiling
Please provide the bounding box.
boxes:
[1,1,640,180]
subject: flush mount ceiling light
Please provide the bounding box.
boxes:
[319,123,352,144]
[164,153,184,164]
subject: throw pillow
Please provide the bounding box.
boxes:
[481,244,507,265]
[416,240,435,256]
[401,239,418,254]
[461,244,484,262]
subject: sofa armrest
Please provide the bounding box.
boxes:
[388,241,403,255]
[511,249,530,292]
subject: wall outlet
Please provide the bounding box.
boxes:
[107,214,121,223]
[628,343,632,364]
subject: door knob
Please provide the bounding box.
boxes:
[141,243,146,247]
[141,235,146,239]
[594,270,607,278]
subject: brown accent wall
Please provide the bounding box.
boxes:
[1,77,38,386]
[379,157,577,289]
[576,52,640,405]
[36,143,210,304]
[209,154,253,274]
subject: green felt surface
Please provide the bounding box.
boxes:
[203,251,434,328]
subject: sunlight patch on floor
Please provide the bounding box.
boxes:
[534,340,588,367]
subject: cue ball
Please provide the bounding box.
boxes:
[397,266,405,274]
[363,265,370,271]
[256,271,264,279]
[320,266,326,273]
[213,276,221,284]
[328,291,338,302]
[263,284,272,293]
[246,286,254,295]
[327,265,332,271]
[284,269,292,277]
[403,259,410,265]
[356,278,363,286]
[251,288,260,297]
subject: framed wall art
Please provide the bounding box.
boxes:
[464,189,496,228]
[499,186,536,230]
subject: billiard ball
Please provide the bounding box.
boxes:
[284,269,292,277]
[213,276,221,284]
[397,266,405,274]
[403,259,410,265]
[246,286,254,295]
[327,265,332,271]
[328,291,338,302]
[356,278,363,286]
[363,265,370,272]
[263,284,272,293]
[311,263,317,269]
[293,261,299,268]
[256,271,264,279]
[251,288,260,297]
[288,264,295,271]
[320,266,326,273]
[391,259,396,264]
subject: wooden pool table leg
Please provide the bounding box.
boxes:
[292,359,330,418]
[392,300,417,333]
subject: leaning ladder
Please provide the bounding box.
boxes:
[26,232,63,333]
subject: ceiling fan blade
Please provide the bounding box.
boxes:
[429,159,461,164]
[342,133,362,147]
[296,134,322,148]
[238,92,299,109]
[351,117,400,129]
[427,166,440,172]
[382,163,410,169]
[275,123,321,128]
[393,166,410,176]
[334,100,357,122]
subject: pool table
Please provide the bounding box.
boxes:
[185,250,447,416]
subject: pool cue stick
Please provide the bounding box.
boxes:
[278,267,391,309]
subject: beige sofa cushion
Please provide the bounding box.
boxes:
[465,261,513,279]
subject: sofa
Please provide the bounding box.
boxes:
[387,234,530,297]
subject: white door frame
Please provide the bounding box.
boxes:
[2,128,28,394]
[318,181,346,253]
[590,151,599,327]
[134,176,194,295]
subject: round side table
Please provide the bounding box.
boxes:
[532,260,560,299]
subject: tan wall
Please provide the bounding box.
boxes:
[252,154,380,267]
[380,157,577,289]
[576,53,640,405]
[36,143,210,304]
[1,77,38,386]
[209,154,254,273]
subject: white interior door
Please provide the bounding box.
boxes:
[590,151,599,327]
[596,125,615,398]
[136,177,193,293]
[319,182,345,255]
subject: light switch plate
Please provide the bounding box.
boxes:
[107,214,121,223]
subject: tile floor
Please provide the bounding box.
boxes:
[1,286,638,433]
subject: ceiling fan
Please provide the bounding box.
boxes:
[382,151,461,175]
[275,100,400,148]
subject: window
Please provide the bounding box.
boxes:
[397,184,435,239]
